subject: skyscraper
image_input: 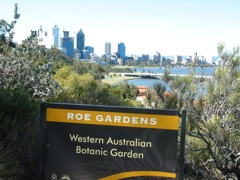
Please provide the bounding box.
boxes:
[118,42,126,60]
[76,29,85,58]
[61,31,74,58]
[156,52,162,67]
[105,42,111,54]
[52,25,59,47]
[193,52,198,65]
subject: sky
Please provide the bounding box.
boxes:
[1,0,240,58]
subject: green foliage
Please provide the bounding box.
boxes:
[52,66,128,106]
[103,66,133,74]
[54,80,128,106]
[146,81,183,109]
[162,68,172,83]
[115,81,139,100]
[164,92,180,109]
[47,47,74,72]
[0,28,59,100]
[148,44,240,178]
[72,61,106,80]
[0,5,61,179]
[185,45,240,178]
[0,87,39,179]
[152,82,166,102]
[0,3,20,52]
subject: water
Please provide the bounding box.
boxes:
[131,66,215,76]
[127,78,163,87]
[127,67,215,87]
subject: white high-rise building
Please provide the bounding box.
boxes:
[52,25,59,47]
[105,42,111,54]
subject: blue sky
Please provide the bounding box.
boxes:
[1,0,240,58]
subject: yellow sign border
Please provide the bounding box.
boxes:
[99,171,177,179]
[47,108,179,130]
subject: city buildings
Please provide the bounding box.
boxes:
[105,42,111,54]
[139,54,149,62]
[60,31,74,58]
[52,25,59,47]
[85,46,94,54]
[174,55,182,64]
[81,46,94,60]
[52,24,218,66]
[82,50,89,60]
[153,52,161,61]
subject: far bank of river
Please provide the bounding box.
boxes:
[129,66,215,87]
[104,66,215,87]
[102,75,138,85]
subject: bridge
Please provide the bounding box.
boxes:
[108,72,213,79]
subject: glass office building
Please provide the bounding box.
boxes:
[61,31,74,58]
[52,25,59,47]
[118,42,126,60]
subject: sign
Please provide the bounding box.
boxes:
[42,103,181,180]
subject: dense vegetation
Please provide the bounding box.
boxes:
[145,44,240,179]
[1,4,239,180]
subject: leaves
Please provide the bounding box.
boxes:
[185,45,240,177]
[0,24,59,100]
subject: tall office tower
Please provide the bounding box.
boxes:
[52,25,59,47]
[61,31,74,58]
[105,42,111,54]
[193,52,198,65]
[118,42,126,60]
[155,52,162,67]
[76,29,85,58]
[156,52,161,61]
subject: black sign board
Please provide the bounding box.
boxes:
[41,103,184,180]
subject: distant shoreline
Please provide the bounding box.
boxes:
[112,65,216,69]
[102,76,139,85]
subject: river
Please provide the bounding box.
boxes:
[126,66,215,87]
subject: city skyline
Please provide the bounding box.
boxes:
[1,0,240,57]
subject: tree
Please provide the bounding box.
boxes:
[115,81,139,100]
[47,47,74,73]
[1,4,58,101]
[152,82,166,106]
[162,68,172,83]
[0,88,39,179]
[145,81,181,109]
[53,66,128,106]
[0,3,20,52]
[184,44,240,178]
[175,45,239,178]
[0,28,59,100]
[0,4,60,179]
[149,44,240,179]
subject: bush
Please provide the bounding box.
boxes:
[0,88,39,179]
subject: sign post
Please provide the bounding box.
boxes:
[179,110,187,180]
[41,103,185,180]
